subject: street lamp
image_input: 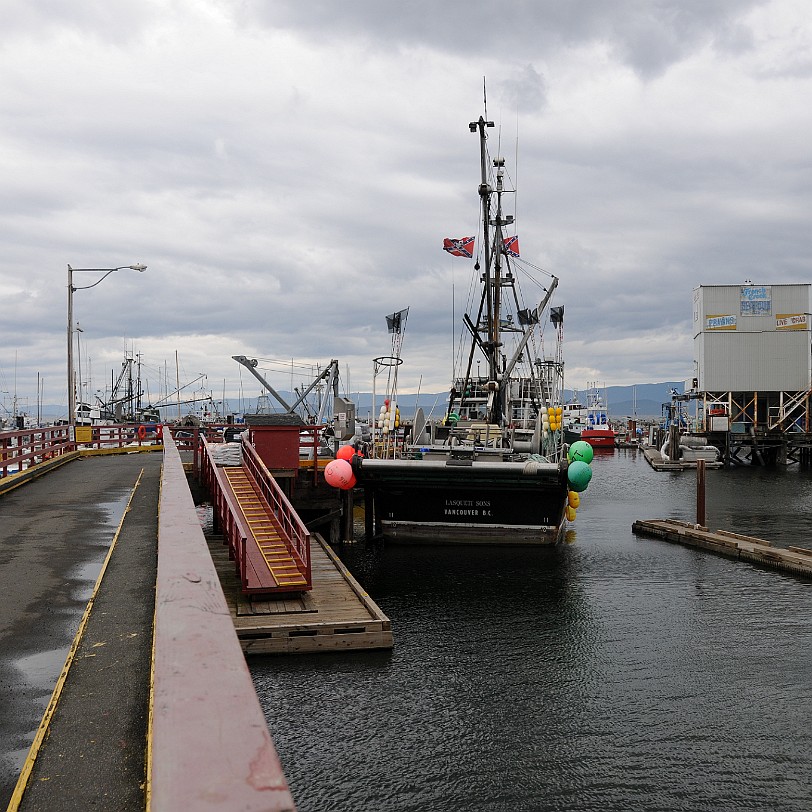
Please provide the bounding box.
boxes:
[67,263,147,429]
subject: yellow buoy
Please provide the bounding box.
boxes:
[565,505,577,521]
[568,491,580,509]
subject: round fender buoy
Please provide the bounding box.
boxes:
[324,459,356,489]
[336,444,363,461]
[568,440,594,464]
[568,490,580,509]
[565,505,577,522]
[137,425,146,440]
[567,460,593,492]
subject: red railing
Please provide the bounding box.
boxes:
[75,423,164,450]
[242,439,312,585]
[0,422,253,486]
[0,425,73,477]
[199,435,312,590]
[0,423,166,479]
[199,439,253,591]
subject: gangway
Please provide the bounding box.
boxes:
[201,437,312,596]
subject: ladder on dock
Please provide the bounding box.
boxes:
[201,438,312,597]
[222,467,308,591]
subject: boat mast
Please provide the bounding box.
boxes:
[470,115,514,426]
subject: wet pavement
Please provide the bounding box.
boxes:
[0,453,162,809]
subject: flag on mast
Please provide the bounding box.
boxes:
[443,236,475,258]
[503,235,520,257]
[386,308,409,334]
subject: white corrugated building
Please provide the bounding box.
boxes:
[692,283,811,435]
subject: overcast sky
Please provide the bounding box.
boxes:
[2,0,810,418]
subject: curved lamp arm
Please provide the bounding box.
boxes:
[69,264,147,291]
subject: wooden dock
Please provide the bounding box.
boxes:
[208,533,393,654]
[632,518,812,578]
[642,447,723,471]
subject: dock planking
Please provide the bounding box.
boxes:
[632,518,812,578]
[641,447,723,471]
[208,532,393,654]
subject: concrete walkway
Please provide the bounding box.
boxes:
[0,453,162,810]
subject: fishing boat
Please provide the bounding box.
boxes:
[350,112,574,544]
[563,384,616,448]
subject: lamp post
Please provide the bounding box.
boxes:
[67,263,147,429]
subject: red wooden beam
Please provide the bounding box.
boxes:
[151,432,296,811]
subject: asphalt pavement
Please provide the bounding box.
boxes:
[0,453,162,810]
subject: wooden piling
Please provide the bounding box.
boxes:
[696,458,706,526]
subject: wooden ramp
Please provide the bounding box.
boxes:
[222,466,308,592]
[633,519,812,578]
[208,533,393,654]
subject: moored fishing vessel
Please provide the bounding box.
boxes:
[344,112,591,544]
[563,384,616,448]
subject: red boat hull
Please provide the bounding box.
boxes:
[580,429,615,448]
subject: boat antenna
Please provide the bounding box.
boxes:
[483,76,488,121]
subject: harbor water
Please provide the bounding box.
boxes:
[250,449,812,812]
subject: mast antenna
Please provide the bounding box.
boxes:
[483,76,488,120]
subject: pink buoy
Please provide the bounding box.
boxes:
[324,458,356,489]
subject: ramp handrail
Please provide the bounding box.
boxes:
[242,439,312,585]
[199,440,252,590]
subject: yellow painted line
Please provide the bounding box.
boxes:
[6,467,146,812]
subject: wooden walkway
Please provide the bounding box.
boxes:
[208,533,393,654]
[633,518,812,578]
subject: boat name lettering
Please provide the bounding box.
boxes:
[444,508,493,517]
[444,499,491,507]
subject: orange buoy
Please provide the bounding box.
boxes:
[137,425,146,440]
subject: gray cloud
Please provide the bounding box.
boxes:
[1,0,809,422]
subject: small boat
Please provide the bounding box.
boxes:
[350,111,579,545]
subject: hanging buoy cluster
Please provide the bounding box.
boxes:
[378,399,400,434]
[565,440,594,521]
[542,405,563,436]
[325,444,365,490]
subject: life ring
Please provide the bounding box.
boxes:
[137,425,147,440]
[156,424,163,440]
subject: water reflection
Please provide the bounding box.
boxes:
[252,451,812,811]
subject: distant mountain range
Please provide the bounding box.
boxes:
[28,382,684,423]
[568,382,686,420]
[344,382,683,421]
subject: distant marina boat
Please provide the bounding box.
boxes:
[563,383,616,448]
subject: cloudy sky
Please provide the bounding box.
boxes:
[1,0,810,418]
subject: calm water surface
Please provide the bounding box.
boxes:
[251,450,812,812]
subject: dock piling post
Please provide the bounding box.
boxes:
[340,488,354,542]
[696,458,706,526]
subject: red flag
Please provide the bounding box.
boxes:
[503,235,520,257]
[443,236,475,258]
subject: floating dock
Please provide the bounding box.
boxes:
[642,447,723,471]
[632,518,812,578]
[208,532,393,654]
